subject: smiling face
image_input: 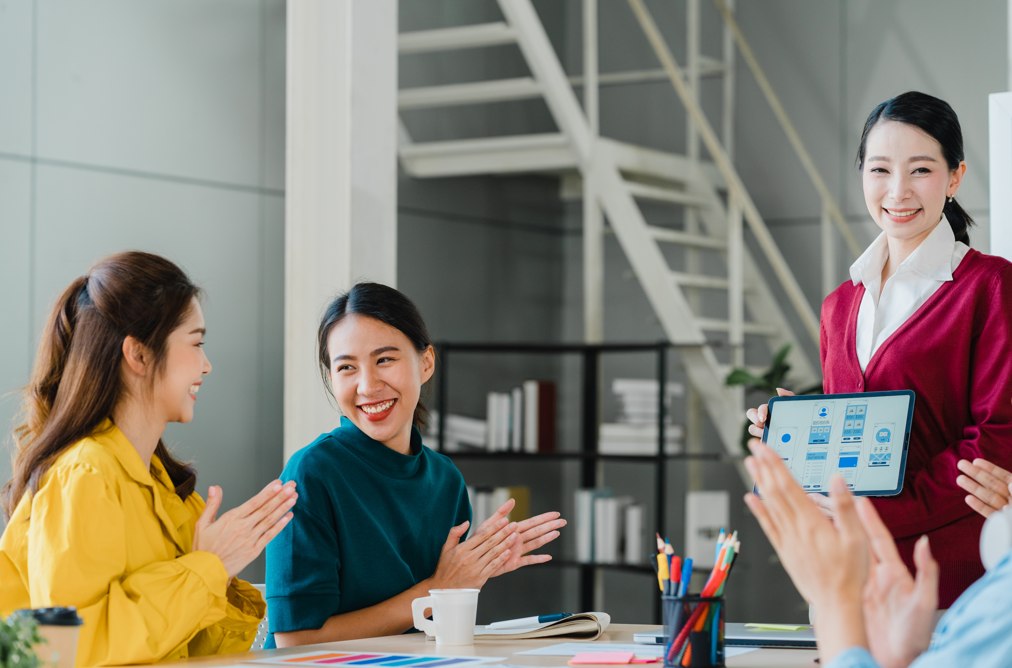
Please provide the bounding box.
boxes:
[326,313,434,454]
[154,298,212,424]
[862,119,965,258]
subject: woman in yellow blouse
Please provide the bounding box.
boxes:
[0,251,297,665]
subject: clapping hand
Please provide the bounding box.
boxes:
[193,480,298,578]
[857,499,937,668]
[956,458,1012,518]
[743,438,869,665]
[429,515,517,590]
[477,498,566,576]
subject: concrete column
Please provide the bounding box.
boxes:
[285,0,397,460]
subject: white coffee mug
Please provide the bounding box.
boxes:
[411,588,479,646]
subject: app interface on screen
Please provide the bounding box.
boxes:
[768,395,910,493]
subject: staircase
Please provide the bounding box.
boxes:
[397,0,847,464]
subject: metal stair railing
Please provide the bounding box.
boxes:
[626,0,821,348]
[711,0,864,296]
[498,0,747,457]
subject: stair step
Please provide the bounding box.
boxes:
[696,318,779,336]
[399,133,574,177]
[647,226,727,249]
[399,78,542,109]
[671,272,730,290]
[624,180,709,207]
[569,56,726,87]
[398,23,517,54]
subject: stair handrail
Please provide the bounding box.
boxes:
[712,0,863,261]
[626,0,820,345]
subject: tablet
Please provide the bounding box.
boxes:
[724,623,816,648]
[761,390,915,496]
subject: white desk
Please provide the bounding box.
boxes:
[148,624,818,668]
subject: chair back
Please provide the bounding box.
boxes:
[252,583,269,651]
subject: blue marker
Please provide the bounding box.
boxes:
[678,558,693,596]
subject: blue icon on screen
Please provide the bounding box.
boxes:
[781,433,792,444]
[819,408,828,418]
[876,428,891,443]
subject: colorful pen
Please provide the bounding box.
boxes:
[656,552,670,591]
[678,557,693,596]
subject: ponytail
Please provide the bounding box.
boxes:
[943,198,974,246]
[15,277,88,442]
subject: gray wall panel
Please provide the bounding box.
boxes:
[36,0,265,186]
[0,0,32,155]
[0,160,33,492]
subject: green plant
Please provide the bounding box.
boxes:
[724,343,822,452]
[0,613,43,668]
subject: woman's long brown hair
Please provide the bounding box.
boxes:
[2,251,200,519]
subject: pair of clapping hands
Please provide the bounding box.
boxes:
[429,499,566,590]
[744,393,1012,668]
[188,484,565,590]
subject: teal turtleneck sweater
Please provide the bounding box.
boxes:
[264,417,470,644]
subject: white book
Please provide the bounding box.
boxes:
[510,386,524,452]
[593,496,614,564]
[490,486,511,516]
[574,488,609,562]
[624,504,645,564]
[486,393,498,451]
[612,378,685,397]
[446,413,487,437]
[497,392,511,452]
[612,496,634,564]
[523,380,539,453]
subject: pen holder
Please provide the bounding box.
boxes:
[662,595,725,668]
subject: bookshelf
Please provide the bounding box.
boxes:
[432,341,719,622]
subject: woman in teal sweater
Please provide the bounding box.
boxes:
[265,283,565,646]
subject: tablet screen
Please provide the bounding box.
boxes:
[761,390,915,496]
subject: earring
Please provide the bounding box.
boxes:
[947,195,954,204]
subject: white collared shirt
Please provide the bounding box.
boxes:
[849,217,969,371]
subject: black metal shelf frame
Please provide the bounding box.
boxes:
[433,340,699,619]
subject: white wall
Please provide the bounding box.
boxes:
[0,0,286,583]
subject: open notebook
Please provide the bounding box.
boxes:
[473,612,611,641]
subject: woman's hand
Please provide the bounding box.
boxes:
[193,480,297,578]
[745,388,794,439]
[857,501,937,668]
[956,458,1012,518]
[743,438,868,665]
[429,516,517,590]
[472,499,566,577]
[807,492,835,519]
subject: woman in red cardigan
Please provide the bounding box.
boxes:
[747,91,1012,607]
